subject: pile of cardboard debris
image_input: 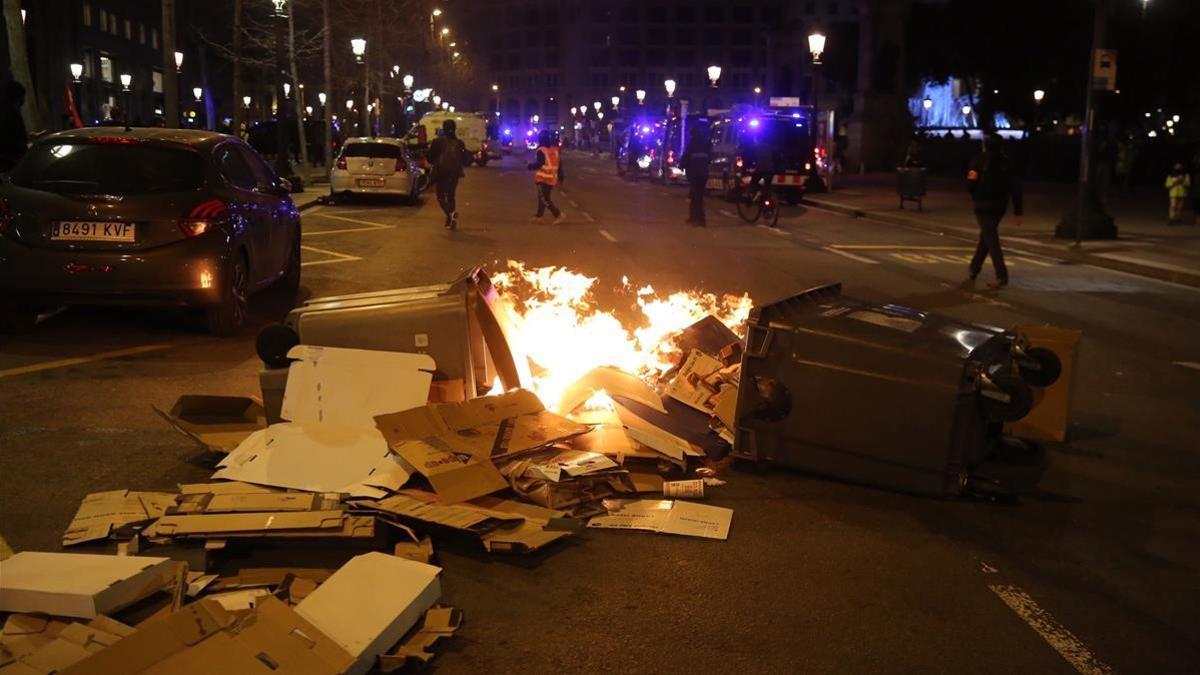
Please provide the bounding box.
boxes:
[0,303,742,673]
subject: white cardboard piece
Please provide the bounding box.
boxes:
[555,366,667,415]
[587,499,732,540]
[214,423,411,498]
[0,552,176,619]
[282,345,435,428]
[295,552,442,675]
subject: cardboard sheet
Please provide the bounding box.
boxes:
[378,606,462,671]
[588,499,732,540]
[153,395,267,454]
[374,390,587,503]
[555,366,666,415]
[62,490,177,547]
[282,345,435,428]
[666,349,725,413]
[214,423,410,498]
[612,402,704,460]
[0,553,176,619]
[295,553,441,675]
[365,491,570,554]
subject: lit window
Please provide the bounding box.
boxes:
[151,28,159,50]
[82,2,92,26]
[152,71,163,94]
[124,19,132,40]
[110,13,119,35]
[99,55,113,82]
[98,9,107,28]
[139,23,145,44]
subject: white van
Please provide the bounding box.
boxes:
[408,112,493,166]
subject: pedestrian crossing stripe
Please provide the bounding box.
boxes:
[889,252,1051,267]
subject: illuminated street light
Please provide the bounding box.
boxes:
[1173,114,1180,122]
[1033,89,1045,102]
[593,101,602,112]
[345,98,354,110]
[441,101,449,110]
[635,89,646,104]
[119,73,132,91]
[441,27,450,36]
[305,105,312,115]
[243,95,252,108]
[350,37,366,64]
[570,107,577,116]
[532,114,540,124]
[449,42,456,47]
[449,105,455,112]
[392,65,400,76]
[69,63,84,82]
[403,74,414,90]
[432,94,442,106]
[452,52,460,59]
[808,32,826,64]
[318,92,327,105]
[961,104,972,115]
[174,51,184,73]
[753,86,762,95]
[492,83,499,92]
[707,65,722,88]
[597,111,604,120]
[432,8,442,17]
[611,95,620,108]
[283,82,291,98]
[193,86,203,102]
[664,79,676,97]
[922,97,933,110]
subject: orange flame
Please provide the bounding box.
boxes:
[491,260,752,408]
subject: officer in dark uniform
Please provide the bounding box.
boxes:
[681,126,711,226]
[966,134,1023,289]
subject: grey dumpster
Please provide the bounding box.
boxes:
[732,282,1057,497]
[896,166,927,210]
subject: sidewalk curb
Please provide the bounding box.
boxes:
[803,197,1200,289]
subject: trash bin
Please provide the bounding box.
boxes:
[896,166,927,210]
[731,282,1058,497]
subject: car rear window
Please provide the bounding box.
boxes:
[9,141,205,194]
[342,143,402,159]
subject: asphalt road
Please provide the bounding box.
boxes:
[2,149,1198,674]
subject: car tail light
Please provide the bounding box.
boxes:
[0,196,12,233]
[667,149,675,165]
[336,156,347,170]
[179,199,227,238]
[394,157,406,172]
[87,136,139,144]
[735,157,744,169]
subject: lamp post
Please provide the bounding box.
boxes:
[961,104,973,127]
[593,101,602,114]
[707,65,721,88]
[174,50,184,73]
[611,95,619,111]
[753,85,762,105]
[492,83,500,116]
[244,95,253,109]
[69,63,85,123]
[808,31,826,173]
[193,86,203,102]
[664,79,676,98]
[119,73,132,125]
[350,37,370,135]
[635,89,646,106]
[270,0,295,184]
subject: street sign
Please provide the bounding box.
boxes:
[769,96,801,108]
[1092,49,1117,91]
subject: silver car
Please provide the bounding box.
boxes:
[0,127,301,335]
[330,137,421,202]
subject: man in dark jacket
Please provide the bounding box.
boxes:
[966,134,1023,289]
[427,119,467,230]
[0,81,29,173]
[681,126,711,226]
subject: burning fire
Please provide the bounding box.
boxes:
[491,260,753,409]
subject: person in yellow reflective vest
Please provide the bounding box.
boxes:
[1165,162,1191,225]
[527,129,566,224]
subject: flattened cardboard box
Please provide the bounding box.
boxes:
[281,345,434,429]
[374,389,588,503]
[62,490,177,547]
[295,553,441,675]
[588,499,732,540]
[0,553,177,619]
[153,395,266,454]
[365,491,569,554]
[144,510,348,538]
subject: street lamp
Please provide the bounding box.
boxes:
[961,104,973,127]
[174,51,184,74]
[570,106,577,117]
[244,95,252,109]
[449,105,455,112]
[69,63,84,82]
[707,65,722,88]
[532,114,539,125]
[392,65,400,77]
[283,82,291,98]
[808,32,826,64]
[350,38,366,64]
[452,52,460,59]
[611,95,619,108]
[305,105,312,116]
[318,91,326,106]
[593,101,602,113]
[403,74,414,91]
[432,94,441,106]
[441,101,449,110]
[922,97,933,110]
[271,0,295,181]
[193,86,203,102]
[635,89,646,104]
[664,79,676,97]
[120,73,132,92]
[1033,89,1045,103]
[345,98,354,111]
[441,27,450,36]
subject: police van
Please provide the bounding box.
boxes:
[704,100,816,205]
[405,111,494,166]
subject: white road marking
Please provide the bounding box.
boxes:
[659,191,671,197]
[1173,361,1200,371]
[599,229,617,242]
[304,225,395,236]
[568,199,579,207]
[307,213,391,229]
[300,244,362,267]
[822,246,879,264]
[718,209,737,219]
[581,212,596,223]
[757,224,788,237]
[989,584,1112,675]
[0,344,170,379]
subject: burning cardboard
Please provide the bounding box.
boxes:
[554,366,666,415]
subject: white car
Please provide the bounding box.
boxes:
[330,137,421,202]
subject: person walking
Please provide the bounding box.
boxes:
[681,126,711,226]
[1165,162,1191,225]
[528,129,565,224]
[965,134,1023,289]
[0,81,30,172]
[427,119,467,230]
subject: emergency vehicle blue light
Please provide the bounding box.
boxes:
[641,125,650,133]
[503,128,512,136]
[748,118,761,128]
[792,113,801,119]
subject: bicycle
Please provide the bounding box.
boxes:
[736,176,780,227]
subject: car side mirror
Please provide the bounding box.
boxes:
[277,177,292,194]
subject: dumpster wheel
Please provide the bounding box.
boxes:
[1017,347,1062,388]
[981,373,1034,422]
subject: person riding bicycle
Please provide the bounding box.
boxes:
[748,138,775,196]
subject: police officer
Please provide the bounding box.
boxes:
[966,134,1023,289]
[681,126,711,226]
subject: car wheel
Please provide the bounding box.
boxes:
[205,253,250,336]
[722,174,736,202]
[0,304,38,333]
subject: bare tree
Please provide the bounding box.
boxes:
[232,0,243,135]
[288,7,309,180]
[322,0,333,177]
[4,0,46,132]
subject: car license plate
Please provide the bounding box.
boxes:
[50,221,136,242]
[356,178,385,188]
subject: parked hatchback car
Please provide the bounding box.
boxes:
[0,127,301,335]
[330,137,421,201]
